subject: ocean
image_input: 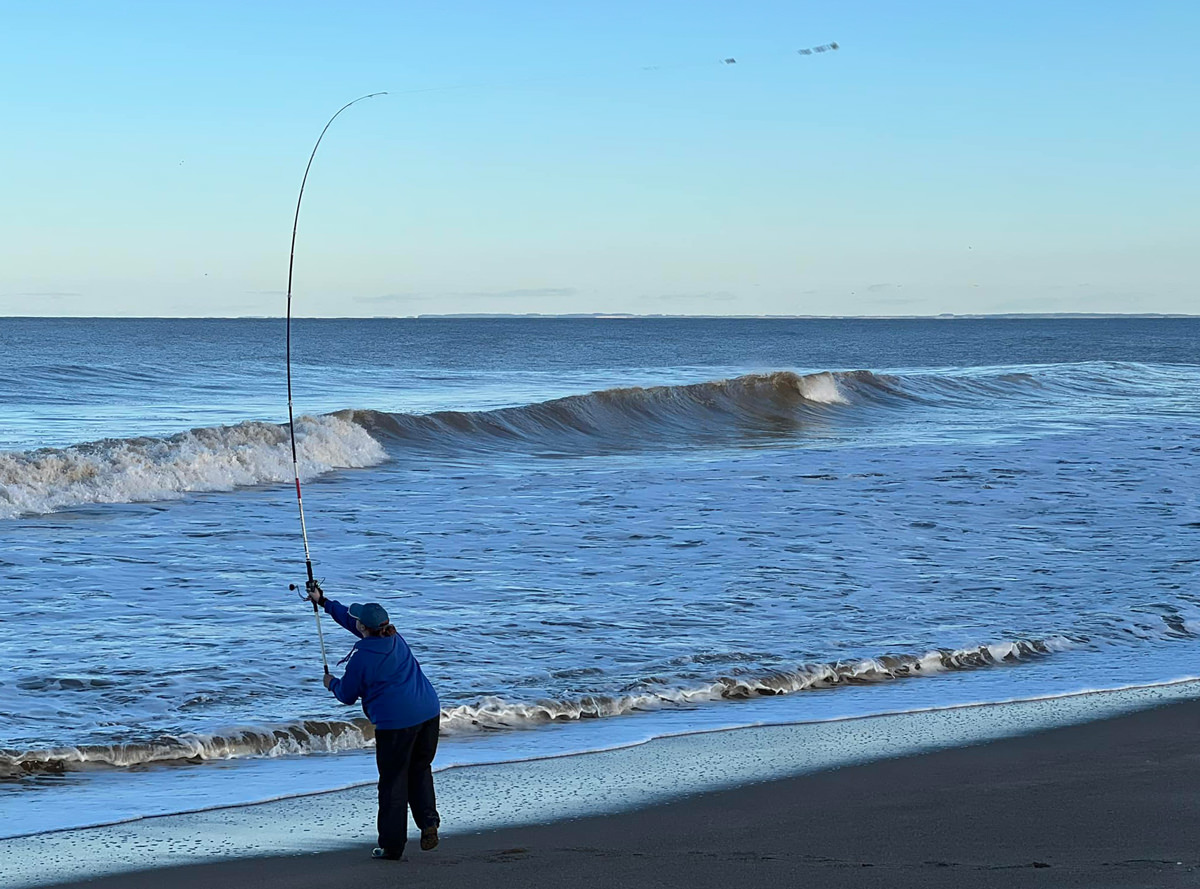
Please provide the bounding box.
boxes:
[2,317,1198,837]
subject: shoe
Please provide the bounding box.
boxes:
[371,847,402,860]
[420,826,439,851]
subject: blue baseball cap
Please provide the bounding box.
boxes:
[348,602,389,629]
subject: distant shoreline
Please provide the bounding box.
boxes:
[5,313,1199,321]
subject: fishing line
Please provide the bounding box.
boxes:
[285,91,386,674]
[278,41,837,670]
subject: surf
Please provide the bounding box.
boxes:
[1,633,1072,776]
[2,362,1189,519]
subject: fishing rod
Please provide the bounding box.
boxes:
[285,91,387,674]
[278,43,837,667]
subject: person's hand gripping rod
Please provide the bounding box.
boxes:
[289,578,330,674]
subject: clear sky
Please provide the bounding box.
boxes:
[2,1,1196,317]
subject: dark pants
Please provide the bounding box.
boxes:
[375,716,441,853]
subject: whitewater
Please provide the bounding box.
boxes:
[2,316,1199,836]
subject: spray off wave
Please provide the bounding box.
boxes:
[1,635,1070,777]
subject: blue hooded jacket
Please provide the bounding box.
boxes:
[322,598,441,730]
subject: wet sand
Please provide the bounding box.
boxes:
[50,696,1200,889]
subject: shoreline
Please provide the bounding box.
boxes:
[5,675,1198,842]
[6,678,1200,888]
[32,693,1200,888]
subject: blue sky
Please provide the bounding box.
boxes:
[2,1,1196,316]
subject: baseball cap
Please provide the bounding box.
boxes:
[348,602,389,629]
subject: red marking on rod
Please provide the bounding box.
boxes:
[295,479,303,499]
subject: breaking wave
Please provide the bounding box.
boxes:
[0,371,874,518]
[439,635,1073,731]
[3,364,1163,519]
[0,718,374,778]
[344,370,887,452]
[1,635,1071,777]
[0,415,388,519]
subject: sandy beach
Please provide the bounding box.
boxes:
[26,693,1199,889]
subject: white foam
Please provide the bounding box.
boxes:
[795,371,848,404]
[0,416,387,519]
[439,635,1075,733]
[1,719,374,775]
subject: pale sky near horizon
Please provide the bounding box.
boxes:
[2,1,1196,318]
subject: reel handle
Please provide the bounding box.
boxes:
[289,583,331,674]
[290,580,324,603]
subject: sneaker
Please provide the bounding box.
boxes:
[371,847,402,861]
[420,827,439,851]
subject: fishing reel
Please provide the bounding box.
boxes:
[289,578,331,674]
[289,578,325,602]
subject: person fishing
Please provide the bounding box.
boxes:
[306,580,442,861]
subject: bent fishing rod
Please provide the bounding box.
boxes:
[278,46,837,669]
[284,92,386,674]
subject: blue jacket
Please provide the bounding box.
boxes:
[322,598,441,730]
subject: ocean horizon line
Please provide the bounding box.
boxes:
[4,312,1199,321]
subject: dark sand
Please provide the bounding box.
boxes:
[54,698,1200,889]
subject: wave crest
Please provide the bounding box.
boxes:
[7,363,1144,518]
[346,371,882,453]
